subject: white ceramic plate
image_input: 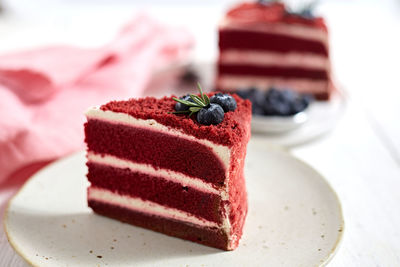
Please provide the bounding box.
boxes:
[251,92,346,147]
[251,111,309,134]
[148,61,347,147]
[4,139,344,267]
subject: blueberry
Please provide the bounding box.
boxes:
[265,88,282,103]
[197,104,224,125]
[299,9,314,19]
[248,88,266,109]
[302,94,314,106]
[252,104,265,115]
[290,94,314,114]
[236,87,257,99]
[263,99,277,115]
[237,88,266,114]
[274,102,292,116]
[175,94,194,112]
[290,98,307,114]
[264,99,292,116]
[210,93,237,112]
[279,89,297,103]
[263,88,295,116]
[235,89,251,100]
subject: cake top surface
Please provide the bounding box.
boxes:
[99,93,252,147]
[224,2,327,31]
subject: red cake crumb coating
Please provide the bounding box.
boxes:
[100,93,251,147]
[87,163,224,223]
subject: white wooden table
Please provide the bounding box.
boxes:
[1,0,399,266]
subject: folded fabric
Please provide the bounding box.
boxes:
[0,15,193,184]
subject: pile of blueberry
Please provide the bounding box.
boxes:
[236,88,313,116]
[174,93,237,126]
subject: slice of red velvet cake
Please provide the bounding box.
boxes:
[217,2,333,100]
[84,92,252,250]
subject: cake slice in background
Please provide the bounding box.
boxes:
[216,1,333,100]
[84,90,252,250]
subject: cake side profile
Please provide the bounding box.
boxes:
[84,93,252,250]
[217,2,333,100]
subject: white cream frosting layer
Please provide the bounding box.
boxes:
[219,50,330,70]
[85,108,231,170]
[87,152,229,200]
[220,18,328,45]
[217,75,329,93]
[88,187,220,228]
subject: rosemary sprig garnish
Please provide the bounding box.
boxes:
[172,82,210,117]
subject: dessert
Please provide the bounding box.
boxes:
[216,1,333,100]
[84,86,252,250]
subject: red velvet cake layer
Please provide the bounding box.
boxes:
[100,93,252,147]
[85,120,226,185]
[218,64,328,80]
[89,200,230,250]
[219,30,328,56]
[87,163,224,223]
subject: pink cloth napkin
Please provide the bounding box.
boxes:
[0,15,193,184]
